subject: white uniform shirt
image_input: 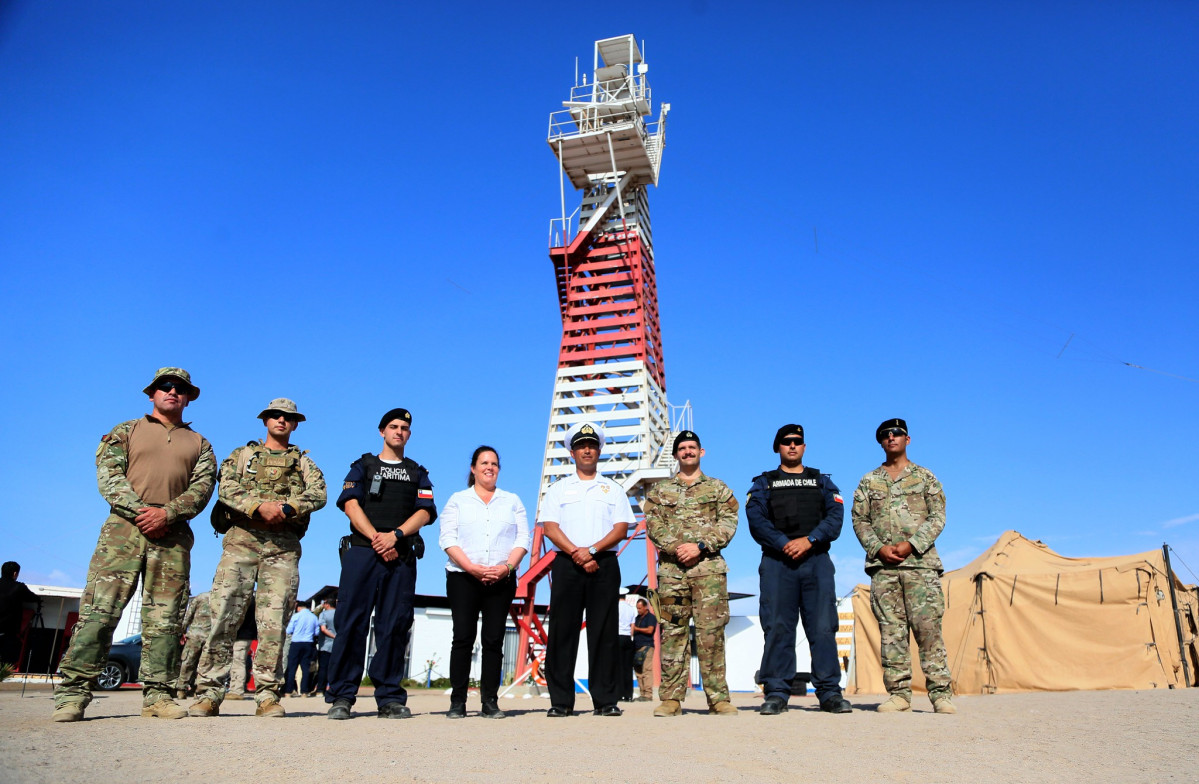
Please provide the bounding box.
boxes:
[439,486,530,572]
[536,473,635,551]
[617,599,636,636]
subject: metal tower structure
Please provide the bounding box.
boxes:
[506,34,690,694]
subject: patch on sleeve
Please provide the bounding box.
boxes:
[417,488,434,501]
[343,481,356,490]
[833,494,844,504]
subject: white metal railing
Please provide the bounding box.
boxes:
[548,205,581,249]
[567,75,651,112]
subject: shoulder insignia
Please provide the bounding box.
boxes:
[833,494,844,504]
[343,481,356,490]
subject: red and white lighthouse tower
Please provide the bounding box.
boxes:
[507,34,688,693]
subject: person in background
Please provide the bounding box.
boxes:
[283,601,320,697]
[617,588,637,701]
[0,561,40,667]
[631,598,658,703]
[313,598,336,697]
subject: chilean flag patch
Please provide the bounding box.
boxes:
[833,494,844,504]
[418,489,434,500]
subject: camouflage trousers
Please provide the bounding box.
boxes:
[656,570,731,704]
[228,639,251,696]
[176,630,208,693]
[54,514,193,708]
[870,568,953,700]
[195,526,299,706]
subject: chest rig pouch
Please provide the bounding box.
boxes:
[211,442,310,538]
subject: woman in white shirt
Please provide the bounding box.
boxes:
[438,445,529,719]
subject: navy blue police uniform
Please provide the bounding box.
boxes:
[326,453,436,711]
[746,466,846,707]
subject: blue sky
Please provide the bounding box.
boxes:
[2,2,1196,607]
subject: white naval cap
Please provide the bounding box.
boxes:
[566,421,605,449]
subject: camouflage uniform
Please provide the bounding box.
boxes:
[851,463,952,701]
[644,472,739,706]
[194,442,326,707]
[176,591,212,694]
[54,416,216,710]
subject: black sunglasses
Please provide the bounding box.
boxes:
[154,380,190,395]
[879,428,906,440]
[778,437,804,447]
[264,410,301,422]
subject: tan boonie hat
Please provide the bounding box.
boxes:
[258,397,306,422]
[142,367,200,399]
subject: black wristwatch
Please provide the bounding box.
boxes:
[696,541,709,554]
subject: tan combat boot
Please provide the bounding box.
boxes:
[652,699,682,717]
[932,696,957,714]
[188,698,220,717]
[141,698,188,719]
[256,698,286,718]
[52,703,85,723]
[709,700,738,716]
[876,694,912,713]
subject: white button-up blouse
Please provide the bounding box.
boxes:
[438,486,530,572]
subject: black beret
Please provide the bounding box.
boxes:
[875,418,908,441]
[773,424,804,452]
[378,408,413,429]
[672,430,701,455]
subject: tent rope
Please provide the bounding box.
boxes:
[1167,546,1199,583]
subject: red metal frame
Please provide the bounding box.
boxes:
[550,231,665,389]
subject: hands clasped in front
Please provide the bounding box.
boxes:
[570,546,600,574]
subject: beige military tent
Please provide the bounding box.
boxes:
[849,531,1199,694]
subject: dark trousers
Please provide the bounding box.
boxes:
[618,635,634,700]
[446,570,516,704]
[545,552,620,710]
[326,546,416,707]
[315,649,332,693]
[284,640,315,694]
[758,550,842,702]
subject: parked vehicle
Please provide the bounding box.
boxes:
[97,634,141,690]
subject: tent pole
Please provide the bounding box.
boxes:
[1163,543,1192,687]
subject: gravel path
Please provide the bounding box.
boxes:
[2,685,1196,783]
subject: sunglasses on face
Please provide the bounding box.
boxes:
[879,428,906,440]
[264,411,301,423]
[778,437,804,447]
[154,380,188,395]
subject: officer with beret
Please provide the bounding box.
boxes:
[189,397,326,719]
[54,367,216,722]
[746,424,852,715]
[851,418,955,714]
[538,422,635,717]
[326,408,437,719]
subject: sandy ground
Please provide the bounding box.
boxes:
[1,683,1196,783]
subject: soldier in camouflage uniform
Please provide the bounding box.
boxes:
[643,431,740,717]
[189,398,326,719]
[851,418,955,714]
[53,367,216,722]
[176,591,212,697]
